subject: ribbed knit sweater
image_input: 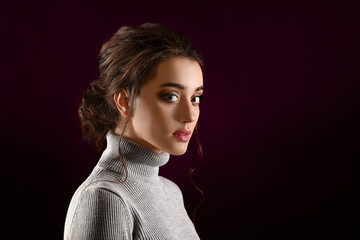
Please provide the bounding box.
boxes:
[64,130,200,240]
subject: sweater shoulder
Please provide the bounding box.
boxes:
[159,176,179,189]
[82,168,133,200]
[64,177,134,239]
[159,176,184,200]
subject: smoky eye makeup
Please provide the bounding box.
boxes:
[192,94,204,104]
[159,92,204,104]
[158,91,180,103]
[157,89,204,104]
[161,93,179,102]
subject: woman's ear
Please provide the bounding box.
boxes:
[114,88,129,117]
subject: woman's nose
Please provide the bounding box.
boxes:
[178,99,197,123]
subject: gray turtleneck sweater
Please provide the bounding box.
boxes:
[64,130,200,240]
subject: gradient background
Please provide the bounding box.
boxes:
[1,0,359,239]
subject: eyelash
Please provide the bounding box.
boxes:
[161,93,204,104]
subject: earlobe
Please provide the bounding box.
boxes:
[114,89,129,116]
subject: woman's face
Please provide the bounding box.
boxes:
[122,56,203,155]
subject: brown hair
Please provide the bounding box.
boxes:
[78,23,205,224]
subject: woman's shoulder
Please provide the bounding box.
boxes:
[159,176,178,187]
[67,167,130,208]
[81,169,131,198]
[159,176,184,199]
[64,176,134,239]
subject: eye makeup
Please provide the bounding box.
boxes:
[192,95,204,104]
[158,90,204,105]
[160,92,179,103]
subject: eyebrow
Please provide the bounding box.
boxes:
[159,82,203,91]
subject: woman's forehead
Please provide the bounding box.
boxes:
[148,57,203,89]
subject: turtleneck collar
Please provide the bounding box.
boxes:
[97,130,170,182]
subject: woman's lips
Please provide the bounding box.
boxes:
[173,129,191,142]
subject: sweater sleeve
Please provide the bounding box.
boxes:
[67,187,133,240]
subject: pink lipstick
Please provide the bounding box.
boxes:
[173,129,191,142]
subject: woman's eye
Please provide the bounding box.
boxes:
[162,93,179,102]
[161,93,204,104]
[192,95,203,104]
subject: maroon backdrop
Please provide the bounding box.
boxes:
[1,0,359,239]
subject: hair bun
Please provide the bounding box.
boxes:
[78,80,117,150]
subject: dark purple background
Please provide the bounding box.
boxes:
[1,0,359,239]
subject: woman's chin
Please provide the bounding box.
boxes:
[166,144,188,156]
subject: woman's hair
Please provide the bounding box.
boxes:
[78,23,205,224]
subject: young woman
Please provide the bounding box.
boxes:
[64,23,205,239]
